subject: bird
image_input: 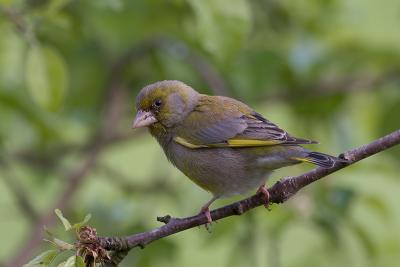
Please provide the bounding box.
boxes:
[132,80,345,223]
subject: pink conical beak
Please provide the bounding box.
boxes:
[132,110,157,128]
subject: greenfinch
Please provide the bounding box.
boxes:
[133,80,343,223]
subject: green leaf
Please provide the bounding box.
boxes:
[52,238,75,250]
[72,213,92,230]
[23,250,59,267]
[75,256,85,267]
[61,255,85,267]
[63,256,75,267]
[55,209,72,231]
[25,45,67,112]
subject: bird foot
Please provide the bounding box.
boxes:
[200,206,212,223]
[257,184,271,210]
[199,206,213,232]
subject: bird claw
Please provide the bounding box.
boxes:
[257,184,271,210]
[199,207,213,232]
[199,205,213,222]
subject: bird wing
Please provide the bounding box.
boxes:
[174,95,317,149]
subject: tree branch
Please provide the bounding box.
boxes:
[89,129,400,264]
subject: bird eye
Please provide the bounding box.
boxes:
[154,99,162,107]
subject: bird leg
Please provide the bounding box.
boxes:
[200,206,212,225]
[257,184,271,210]
[199,196,217,224]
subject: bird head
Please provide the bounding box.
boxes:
[133,80,199,129]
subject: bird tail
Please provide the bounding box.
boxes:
[292,151,348,168]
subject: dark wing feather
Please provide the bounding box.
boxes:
[174,96,317,148]
[236,113,318,145]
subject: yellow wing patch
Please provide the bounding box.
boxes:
[174,136,282,149]
[174,137,208,149]
[291,157,312,163]
[225,139,282,147]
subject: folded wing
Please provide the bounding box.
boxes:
[174,95,317,149]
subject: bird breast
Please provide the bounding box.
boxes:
[163,141,271,198]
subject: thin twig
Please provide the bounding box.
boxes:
[92,129,400,263]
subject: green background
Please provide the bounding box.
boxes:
[1,0,400,266]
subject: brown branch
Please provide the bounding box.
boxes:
[91,129,400,264]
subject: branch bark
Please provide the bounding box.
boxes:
[92,129,400,265]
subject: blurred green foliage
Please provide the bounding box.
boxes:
[0,0,400,266]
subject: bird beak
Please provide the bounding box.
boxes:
[132,110,158,128]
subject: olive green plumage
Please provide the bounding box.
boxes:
[133,80,343,213]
